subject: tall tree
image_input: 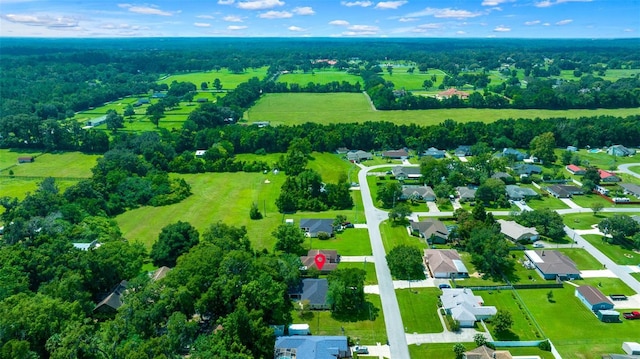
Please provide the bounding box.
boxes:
[529,132,557,163]
[386,245,425,280]
[150,221,200,267]
[327,268,366,315]
[273,224,306,255]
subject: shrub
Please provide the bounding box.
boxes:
[539,340,551,351]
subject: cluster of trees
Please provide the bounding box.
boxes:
[514,209,566,242]
[386,245,426,280]
[264,80,362,93]
[598,215,640,248]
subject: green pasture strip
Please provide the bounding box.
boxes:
[518,287,640,359]
[568,193,615,209]
[381,69,446,90]
[0,149,42,170]
[409,343,474,359]
[482,289,543,341]
[291,294,387,344]
[277,71,361,85]
[309,228,372,256]
[396,288,443,333]
[0,177,80,201]
[339,262,377,285]
[582,234,640,265]
[245,93,640,126]
[6,152,99,178]
[158,67,269,89]
[379,220,426,253]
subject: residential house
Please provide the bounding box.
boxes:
[437,88,470,100]
[346,150,373,162]
[150,266,171,282]
[607,145,636,157]
[335,147,350,155]
[566,145,578,152]
[85,115,107,128]
[382,149,409,160]
[464,345,513,359]
[619,183,640,198]
[392,166,422,180]
[575,285,614,312]
[440,288,497,327]
[195,149,206,157]
[274,336,352,359]
[506,185,539,200]
[491,172,514,182]
[94,280,128,313]
[566,164,586,175]
[599,169,621,183]
[545,184,583,198]
[597,309,620,323]
[134,98,150,107]
[72,240,101,251]
[497,220,539,242]
[423,249,468,278]
[401,185,436,202]
[456,187,477,202]
[151,92,166,98]
[17,156,35,163]
[497,148,527,161]
[622,342,640,356]
[299,219,335,238]
[289,278,330,310]
[455,145,472,157]
[512,164,542,176]
[525,250,581,280]
[300,250,340,272]
[411,219,449,244]
[421,147,446,159]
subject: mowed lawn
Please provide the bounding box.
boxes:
[582,234,640,265]
[0,149,43,171]
[339,262,377,285]
[244,93,640,126]
[310,228,372,256]
[396,288,443,334]
[277,71,361,85]
[410,343,555,359]
[482,290,543,341]
[519,287,640,358]
[158,67,269,89]
[0,177,79,201]
[6,152,99,178]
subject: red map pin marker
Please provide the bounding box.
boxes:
[314,253,326,270]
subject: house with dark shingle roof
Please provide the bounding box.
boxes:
[525,250,581,280]
[620,183,640,198]
[575,285,614,312]
[545,184,583,198]
[497,148,527,161]
[346,150,373,162]
[94,280,128,313]
[274,336,351,359]
[512,163,542,176]
[392,166,422,181]
[506,185,539,200]
[300,219,335,238]
[456,186,477,202]
[401,185,436,202]
[289,278,330,310]
[421,147,445,159]
[455,145,472,157]
[382,149,409,159]
[411,219,449,244]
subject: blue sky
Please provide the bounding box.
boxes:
[0,0,637,38]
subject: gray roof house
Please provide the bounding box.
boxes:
[274,336,351,359]
[575,285,614,312]
[456,187,477,202]
[525,250,581,280]
[497,220,539,242]
[619,183,640,198]
[392,166,422,180]
[506,185,539,200]
[346,150,373,162]
[289,278,330,310]
[300,219,335,238]
[382,149,409,159]
[545,184,583,198]
[608,145,636,157]
[421,147,446,159]
[497,148,527,161]
[411,219,449,244]
[94,280,128,313]
[454,145,472,157]
[401,185,436,202]
[512,164,542,176]
[440,288,497,327]
[424,249,468,278]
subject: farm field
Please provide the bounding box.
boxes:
[518,286,640,358]
[396,288,443,334]
[158,67,269,89]
[380,68,446,90]
[277,70,361,85]
[244,93,640,126]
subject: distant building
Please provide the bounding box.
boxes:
[346,150,373,162]
[437,88,469,100]
[382,149,409,159]
[598,169,621,183]
[505,185,539,200]
[607,145,636,157]
[525,250,580,280]
[454,145,472,157]
[456,187,477,202]
[575,285,614,312]
[497,220,539,242]
[421,147,446,159]
[392,166,422,180]
[566,164,586,175]
[401,185,436,202]
[545,184,583,198]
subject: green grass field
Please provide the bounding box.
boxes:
[581,234,640,265]
[554,248,603,270]
[292,294,387,344]
[158,67,269,90]
[379,220,427,253]
[339,262,377,285]
[518,286,640,359]
[409,343,555,359]
[381,68,446,90]
[0,149,43,171]
[309,228,372,256]
[569,193,615,209]
[482,289,543,341]
[5,152,99,178]
[244,93,640,126]
[0,177,79,201]
[277,70,361,86]
[562,212,640,230]
[396,288,443,334]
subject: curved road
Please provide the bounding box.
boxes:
[357,164,411,359]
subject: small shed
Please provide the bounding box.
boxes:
[597,309,620,323]
[623,342,640,355]
[18,156,34,163]
[575,285,614,312]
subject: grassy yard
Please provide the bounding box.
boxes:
[482,289,543,341]
[277,70,361,85]
[396,288,443,333]
[631,272,640,281]
[518,286,640,358]
[158,67,269,89]
[0,149,43,171]
[0,177,79,201]
[244,93,640,126]
[379,220,427,253]
[5,152,99,178]
[309,228,372,256]
[569,193,615,209]
[554,248,603,270]
[409,343,555,359]
[291,294,387,344]
[561,212,640,230]
[582,234,640,265]
[524,193,569,210]
[339,262,377,285]
[381,69,446,90]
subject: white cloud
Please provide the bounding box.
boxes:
[405,7,484,19]
[194,22,211,27]
[2,13,79,27]
[218,0,234,4]
[493,25,511,32]
[543,22,550,26]
[197,15,215,19]
[481,0,514,5]
[524,20,541,25]
[288,25,305,31]
[535,0,592,7]
[348,24,379,31]
[456,30,466,34]
[341,1,373,7]
[224,15,243,22]
[341,30,377,36]
[118,4,174,16]
[555,19,573,25]
[237,0,284,10]
[624,28,634,32]
[293,7,315,15]
[258,10,292,19]
[329,19,350,26]
[398,17,418,22]
[375,1,407,10]
[417,23,441,29]
[227,25,247,30]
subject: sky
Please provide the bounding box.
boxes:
[0,0,638,38]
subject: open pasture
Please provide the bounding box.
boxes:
[158,67,269,89]
[277,70,361,85]
[396,288,443,334]
[245,93,640,126]
[0,149,42,171]
[2,152,99,178]
[381,68,445,90]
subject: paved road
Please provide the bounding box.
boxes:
[617,163,640,179]
[358,164,411,359]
